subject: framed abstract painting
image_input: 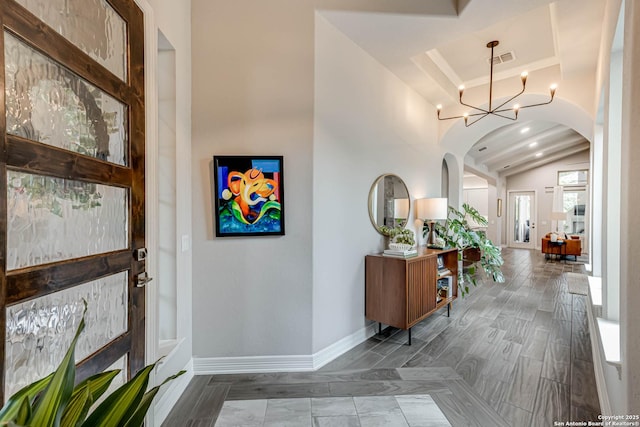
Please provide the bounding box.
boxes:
[213,155,285,237]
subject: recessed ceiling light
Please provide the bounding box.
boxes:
[535,152,543,157]
[521,127,530,134]
[479,146,487,152]
[528,141,538,148]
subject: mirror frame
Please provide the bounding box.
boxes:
[368,174,411,235]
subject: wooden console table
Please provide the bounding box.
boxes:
[365,247,458,345]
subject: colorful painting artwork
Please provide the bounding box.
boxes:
[213,156,285,237]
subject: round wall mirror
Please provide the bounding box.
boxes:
[368,174,410,234]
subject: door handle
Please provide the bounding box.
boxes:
[136,272,153,288]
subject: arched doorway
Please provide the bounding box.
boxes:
[438,96,594,251]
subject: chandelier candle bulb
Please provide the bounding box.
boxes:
[520,71,528,85]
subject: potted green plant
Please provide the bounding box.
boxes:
[380,225,415,250]
[424,203,504,295]
[0,302,184,427]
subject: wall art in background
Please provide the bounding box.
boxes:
[213,155,285,236]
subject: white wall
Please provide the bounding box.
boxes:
[463,188,488,215]
[312,15,441,352]
[505,151,590,247]
[605,50,622,321]
[141,0,193,423]
[591,126,603,276]
[191,0,315,357]
[188,2,449,361]
[158,33,177,342]
[147,0,193,354]
[589,0,625,415]
[620,0,640,414]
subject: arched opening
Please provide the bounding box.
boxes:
[438,95,594,251]
[442,153,461,209]
[441,158,449,198]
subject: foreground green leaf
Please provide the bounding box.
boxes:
[29,302,87,427]
[81,363,155,427]
[61,370,120,427]
[60,385,91,427]
[0,373,53,422]
[122,370,186,427]
[14,397,30,425]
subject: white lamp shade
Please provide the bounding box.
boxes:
[394,198,409,219]
[417,198,448,220]
[550,211,567,221]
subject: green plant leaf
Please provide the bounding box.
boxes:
[28,302,87,427]
[0,373,53,422]
[60,385,91,427]
[81,363,156,427]
[61,370,120,427]
[75,370,121,405]
[122,370,186,427]
[14,397,30,425]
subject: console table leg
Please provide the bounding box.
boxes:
[447,303,451,317]
[378,322,382,335]
[407,328,412,346]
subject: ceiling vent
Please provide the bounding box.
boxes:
[488,51,516,66]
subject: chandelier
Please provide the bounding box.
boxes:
[436,40,557,127]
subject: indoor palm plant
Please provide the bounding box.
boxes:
[0,302,184,427]
[425,203,504,295]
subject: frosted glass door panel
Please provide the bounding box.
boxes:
[513,195,531,243]
[4,32,128,165]
[5,272,128,396]
[7,171,128,270]
[12,0,127,80]
[509,191,536,249]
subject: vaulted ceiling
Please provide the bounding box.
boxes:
[320,0,606,176]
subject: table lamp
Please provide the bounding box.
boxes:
[417,198,448,248]
[551,211,566,233]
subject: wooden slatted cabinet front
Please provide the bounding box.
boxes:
[365,247,458,344]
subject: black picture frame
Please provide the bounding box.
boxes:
[213,155,285,237]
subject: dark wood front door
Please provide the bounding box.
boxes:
[0,0,145,401]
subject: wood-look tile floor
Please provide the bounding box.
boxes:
[163,249,601,427]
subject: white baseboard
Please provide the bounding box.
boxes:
[193,324,376,375]
[154,358,194,425]
[194,354,314,374]
[587,287,612,415]
[312,323,377,370]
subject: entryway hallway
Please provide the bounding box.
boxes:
[164,248,600,426]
